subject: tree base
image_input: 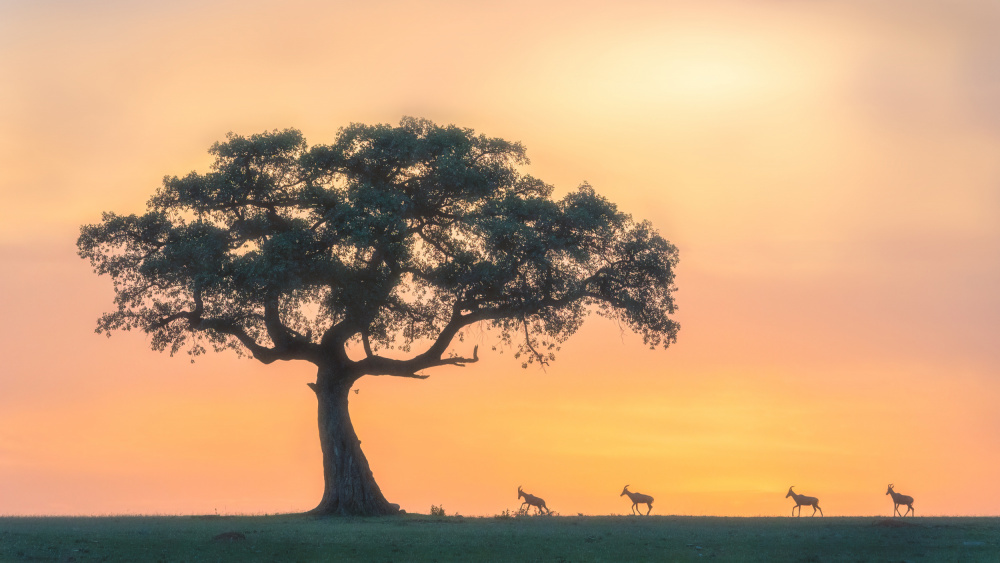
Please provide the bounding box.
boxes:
[311,375,402,517]
[306,501,403,517]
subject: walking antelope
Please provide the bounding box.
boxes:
[886,484,914,517]
[620,485,654,515]
[785,486,823,517]
[517,486,550,515]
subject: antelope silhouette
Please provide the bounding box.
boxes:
[517,486,550,515]
[620,485,654,515]
[785,486,823,517]
[886,484,914,517]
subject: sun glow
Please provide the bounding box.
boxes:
[524,23,828,120]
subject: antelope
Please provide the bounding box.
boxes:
[886,484,914,517]
[518,486,550,515]
[785,486,823,517]
[621,485,654,515]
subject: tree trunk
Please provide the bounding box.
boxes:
[308,372,400,516]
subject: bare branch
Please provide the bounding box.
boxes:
[391,372,430,379]
[361,330,374,358]
[353,341,480,379]
[521,318,549,367]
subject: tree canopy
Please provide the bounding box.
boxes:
[79,117,679,375]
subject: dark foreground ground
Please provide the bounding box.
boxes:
[1,514,998,562]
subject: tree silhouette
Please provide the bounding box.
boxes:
[77,118,680,516]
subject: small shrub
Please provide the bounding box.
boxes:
[494,506,547,518]
[429,505,447,517]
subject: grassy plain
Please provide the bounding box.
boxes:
[1,514,998,562]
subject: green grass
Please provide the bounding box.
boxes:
[1,514,998,562]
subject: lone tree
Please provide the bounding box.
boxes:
[78,118,680,516]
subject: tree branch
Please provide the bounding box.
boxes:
[263,292,289,347]
[361,330,374,358]
[149,307,319,364]
[521,317,549,366]
[354,344,479,379]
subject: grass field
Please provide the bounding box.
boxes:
[1,514,998,562]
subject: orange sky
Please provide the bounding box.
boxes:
[2,0,999,517]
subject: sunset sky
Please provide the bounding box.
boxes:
[2,0,999,517]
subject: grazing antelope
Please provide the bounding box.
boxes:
[621,485,654,515]
[886,484,914,517]
[785,486,823,517]
[518,486,550,515]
